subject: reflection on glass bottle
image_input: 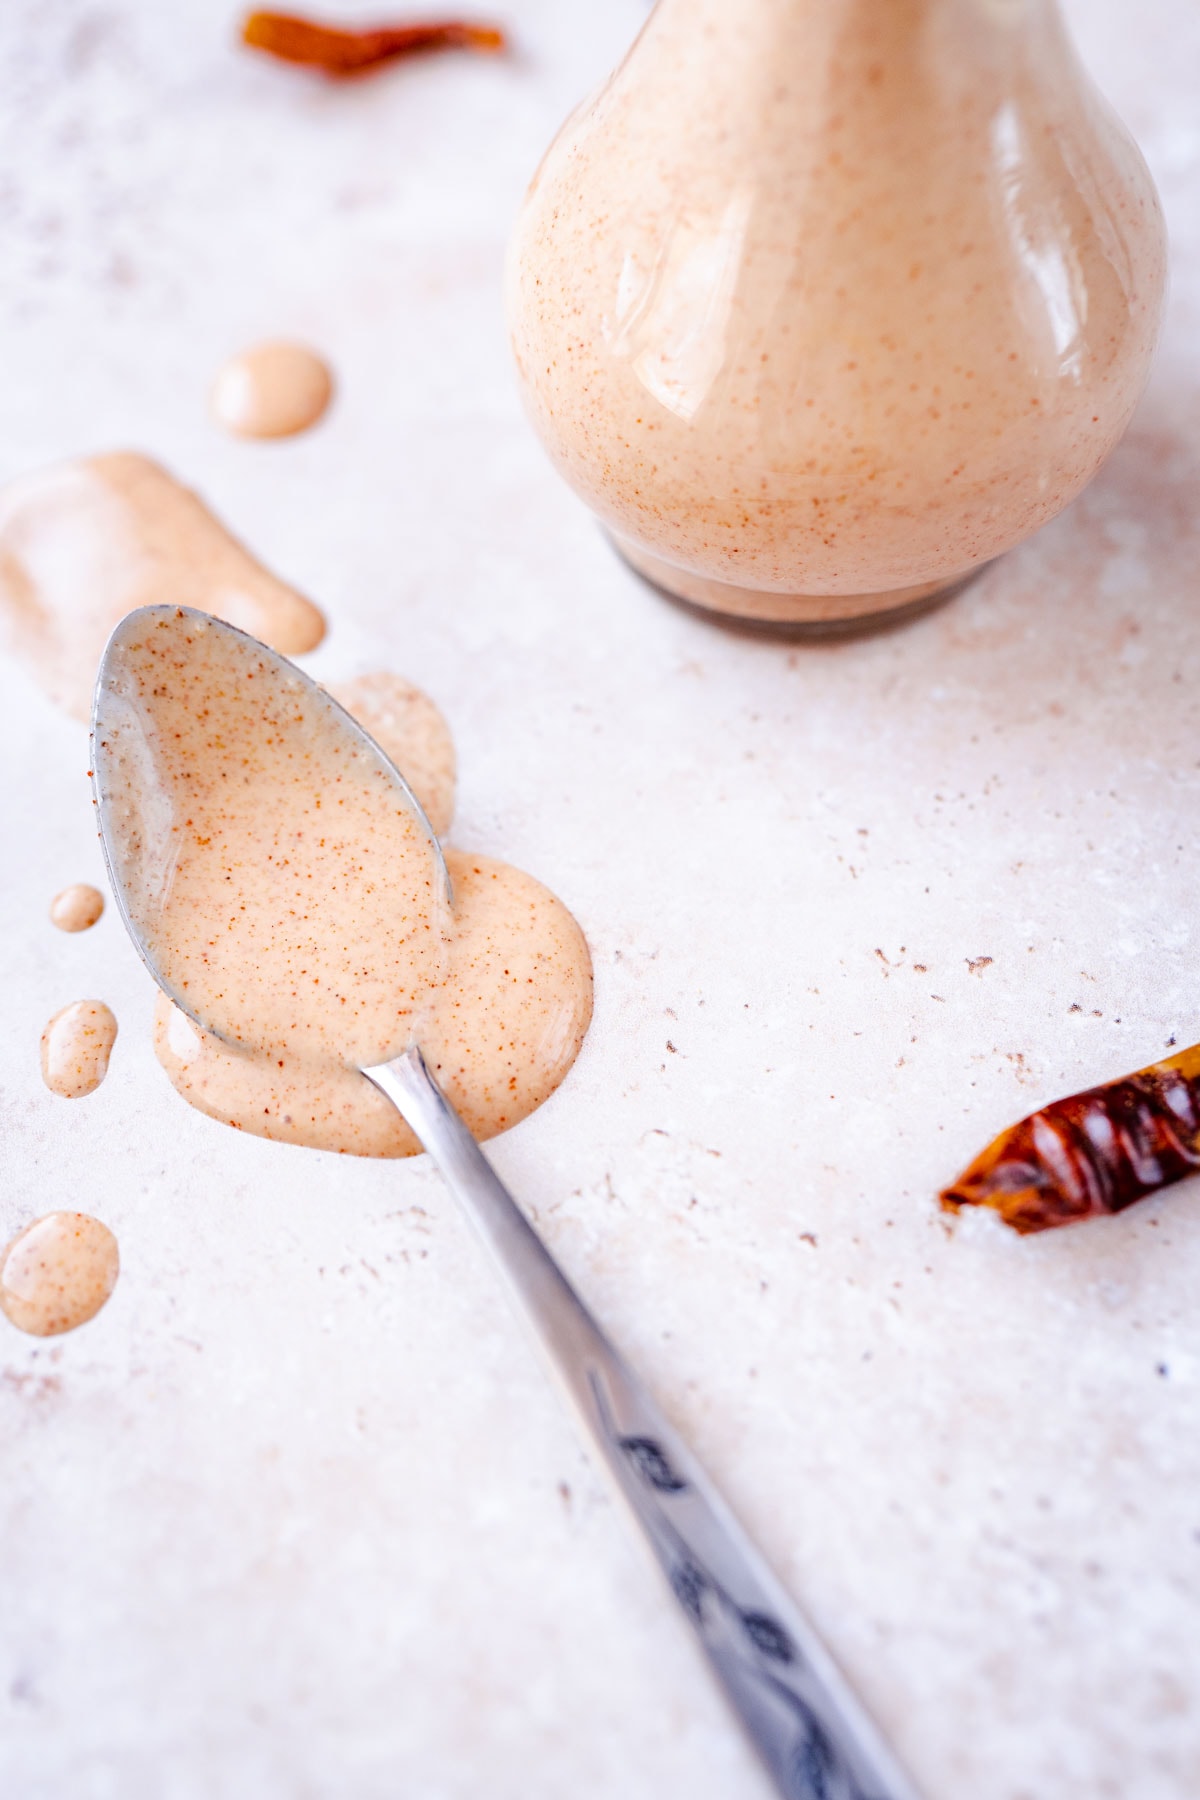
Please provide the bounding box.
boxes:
[507,0,1166,630]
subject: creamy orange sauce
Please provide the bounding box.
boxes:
[49,883,105,932]
[0,1212,119,1337]
[507,0,1166,622]
[154,850,592,1154]
[0,452,325,719]
[98,611,449,1069]
[97,609,591,1153]
[40,1000,118,1098]
[211,341,334,440]
[327,673,457,839]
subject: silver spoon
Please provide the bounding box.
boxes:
[91,605,920,1800]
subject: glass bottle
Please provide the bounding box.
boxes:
[507,0,1166,631]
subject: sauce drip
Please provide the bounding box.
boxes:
[211,342,333,440]
[49,883,105,932]
[0,1212,119,1337]
[0,452,325,720]
[40,1000,118,1098]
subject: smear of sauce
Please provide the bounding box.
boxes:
[40,1000,118,1098]
[211,341,334,440]
[0,452,325,720]
[49,883,105,932]
[154,848,592,1153]
[327,672,456,838]
[0,1212,119,1336]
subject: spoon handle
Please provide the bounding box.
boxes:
[365,1047,920,1800]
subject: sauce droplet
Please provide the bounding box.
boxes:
[0,1212,119,1337]
[211,341,334,440]
[40,1000,118,1098]
[49,883,105,933]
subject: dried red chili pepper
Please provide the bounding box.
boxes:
[940,1042,1200,1233]
[241,11,506,76]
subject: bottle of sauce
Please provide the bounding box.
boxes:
[507,0,1166,630]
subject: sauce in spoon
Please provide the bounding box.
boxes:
[95,607,591,1150]
[96,607,450,1069]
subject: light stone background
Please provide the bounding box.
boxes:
[0,3,1197,1797]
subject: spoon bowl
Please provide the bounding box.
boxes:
[92,604,451,1065]
[91,605,919,1800]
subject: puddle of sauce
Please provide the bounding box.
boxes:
[49,883,105,932]
[40,1000,118,1098]
[153,848,593,1154]
[211,341,334,440]
[0,452,325,720]
[99,610,450,1069]
[327,673,456,838]
[0,1211,119,1336]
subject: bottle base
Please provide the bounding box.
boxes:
[608,532,988,640]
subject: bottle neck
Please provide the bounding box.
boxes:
[645,0,1070,82]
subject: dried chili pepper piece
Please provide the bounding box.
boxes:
[241,11,506,76]
[940,1042,1200,1233]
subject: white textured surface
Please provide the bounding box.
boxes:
[1,4,1198,1797]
